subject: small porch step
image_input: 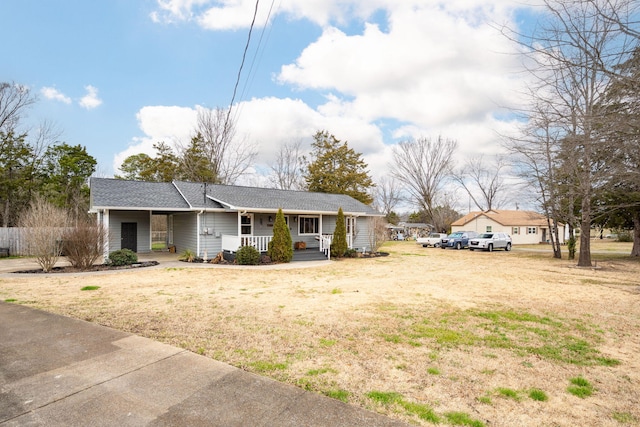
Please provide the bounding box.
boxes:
[292,247,328,262]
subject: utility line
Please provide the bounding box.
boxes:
[224,0,261,131]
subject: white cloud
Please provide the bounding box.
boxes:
[40,86,72,104]
[139,0,535,195]
[79,85,103,110]
[113,105,197,173]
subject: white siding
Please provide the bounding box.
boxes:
[199,212,237,256]
[107,210,151,253]
[171,213,197,254]
[352,216,370,250]
[452,218,559,245]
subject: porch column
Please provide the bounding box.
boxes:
[102,209,110,260]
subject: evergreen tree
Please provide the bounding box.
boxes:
[331,208,348,258]
[42,143,97,222]
[304,130,374,204]
[268,208,293,263]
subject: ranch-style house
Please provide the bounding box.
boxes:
[89,178,382,259]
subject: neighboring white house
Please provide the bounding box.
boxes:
[89,178,383,258]
[450,210,565,245]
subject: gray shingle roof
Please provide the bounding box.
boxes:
[90,178,380,216]
[90,178,190,209]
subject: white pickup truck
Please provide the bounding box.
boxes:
[416,233,447,248]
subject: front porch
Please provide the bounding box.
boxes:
[221,234,353,259]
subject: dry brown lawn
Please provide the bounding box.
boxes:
[1,241,640,426]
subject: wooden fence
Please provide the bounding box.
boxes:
[0,227,29,256]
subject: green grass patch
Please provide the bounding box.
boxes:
[383,334,403,344]
[401,400,440,423]
[612,412,637,424]
[366,391,403,405]
[528,389,548,401]
[444,411,486,427]
[324,389,349,402]
[319,338,336,347]
[4,298,17,302]
[496,387,521,401]
[366,391,439,423]
[80,286,100,291]
[248,360,288,372]
[379,308,621,367]
[331,288,342,294]
[567,376,593,398]
[427,367,440,375]
[306,367,337,376]
[477,396,492,404]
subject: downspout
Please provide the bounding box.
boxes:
[102,209,110,260]
[197,210,203,257]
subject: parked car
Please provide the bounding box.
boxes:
[416,233,447,247]
[469,232,512,252]
[440,231,479,250]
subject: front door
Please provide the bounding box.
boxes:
[121,222,137,252]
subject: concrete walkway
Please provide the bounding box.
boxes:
[0,302,408,427]
[0,252,331,276]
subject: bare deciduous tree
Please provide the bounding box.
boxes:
[391,136,458,223]
[20,196,69,272]
[270,139,305,190]
[367,215,388,253]
[452,155,509,211]
[508,100,567,259]
[373,176,403,218]
[507,0,636,266]
[0,82,35,133]
[181,107,257,185]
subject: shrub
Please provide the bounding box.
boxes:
[616,230,632,242]
[567,235,576,260]
[236,245,260,265]
[268,208,293,263]
[108,248,137,266]
[331,207,348,258]
[19,196,69,272]
[344,248,358,258]
[63,220,106,270]
[179,249,196,262]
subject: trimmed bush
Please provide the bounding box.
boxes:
[108,249,138,266]
[331,207,348,258]
[236,245,260,265]
[268,208,293,263]
[63,222,106,270]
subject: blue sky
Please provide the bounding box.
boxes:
[1,0,538,191]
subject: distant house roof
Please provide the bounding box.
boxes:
[451,210,552,227]
[90,178,380,216]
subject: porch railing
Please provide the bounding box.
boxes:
[318,234,353,260]
[222,235,272,253]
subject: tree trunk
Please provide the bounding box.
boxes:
[546,215,562,259]
[632,213,640,257]
[3,199,9,227]
[577,196,592,267]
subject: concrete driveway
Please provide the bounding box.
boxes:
[0,301,407,426]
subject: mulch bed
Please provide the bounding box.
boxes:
[13,261,159,274]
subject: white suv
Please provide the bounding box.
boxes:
[469,232,512,252]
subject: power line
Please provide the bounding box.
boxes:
[224,0,261,130]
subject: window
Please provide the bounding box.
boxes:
[527,227,537,234]
[241,214,253,235]
[346,217,356,236]
[486,225,492,232]
[299,216,319,235]
[512,227,519,235]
